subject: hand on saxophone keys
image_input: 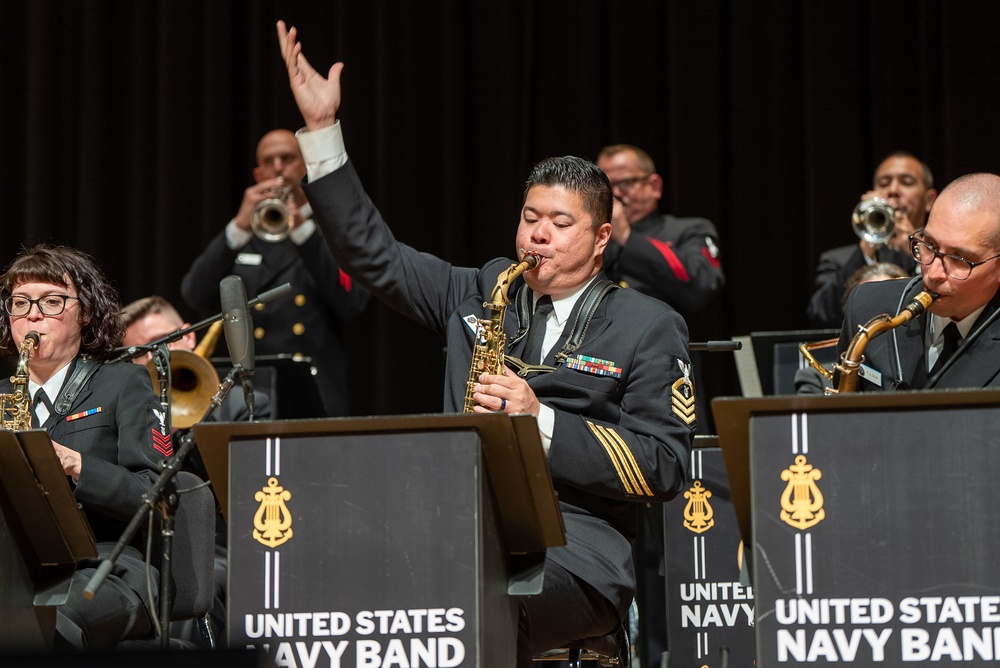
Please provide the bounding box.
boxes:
[471,368,540,416]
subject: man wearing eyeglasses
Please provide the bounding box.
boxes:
[835,172,1000,391]
[596,145,724,317]
[597,144,723,668]
[808,152,938,328]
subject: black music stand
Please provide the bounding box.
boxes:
[212,354,323,419]
[712,389,1000,666]
[194,413,565,665]
[0,430,97,652]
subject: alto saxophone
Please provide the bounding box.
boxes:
[463,252,539,412]
[801,291,936,394]
[1,331,40,431]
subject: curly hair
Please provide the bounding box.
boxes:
[0,245,125,358]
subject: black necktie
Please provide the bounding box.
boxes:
[32,389,53,427]
[929,321,961,378]
[521,296,553,365]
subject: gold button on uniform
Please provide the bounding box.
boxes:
[295,294,306,307]
[293,323,305,336]
[254,327,265,339]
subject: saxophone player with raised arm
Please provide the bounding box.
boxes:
[276,20,696,666]
[834,173,1000,391]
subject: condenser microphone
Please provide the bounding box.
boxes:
[220,274,256,419]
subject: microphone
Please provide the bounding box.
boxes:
[220,275,256,419]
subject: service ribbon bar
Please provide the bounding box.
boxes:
[566,355,622,379]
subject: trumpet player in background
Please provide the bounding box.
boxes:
[277,21,695,665]
[834,172,1000,392]
[0,245,163,649]
[181,129,369,418]
[808,151,938,328]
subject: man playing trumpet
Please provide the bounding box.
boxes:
[181,129,369,418]
[808,151,938,328]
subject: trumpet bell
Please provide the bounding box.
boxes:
[251,198,292,242]
[852,197,896,246]
[145,349,221,429]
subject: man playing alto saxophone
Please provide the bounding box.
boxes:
[835,172,1000,391]
[276,21,696,666]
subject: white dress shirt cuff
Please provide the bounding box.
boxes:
[537,404,554,455]
[225,219,253,250]
[296,122,348,182]
[289,218,316,245]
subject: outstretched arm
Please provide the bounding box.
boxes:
[277,20,344,131]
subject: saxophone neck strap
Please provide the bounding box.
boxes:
[554,278,619,364]
[52,357,101,417]
[508,277,620,376]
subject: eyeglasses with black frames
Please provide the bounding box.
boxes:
[610,174,651,193]
[909,230,1000,280]
[3,295,80,317]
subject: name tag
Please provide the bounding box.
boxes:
[236,253,263,266]
[858,363,883,387]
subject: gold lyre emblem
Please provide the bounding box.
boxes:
[779,455,825,530]
[683,480,715,534]
[253,477,294,548]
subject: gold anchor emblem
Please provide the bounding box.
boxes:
[253,477,294,548]
[780,455,825,530]
[683,480,715,534]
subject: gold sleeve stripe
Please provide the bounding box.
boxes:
[586,420,654,497]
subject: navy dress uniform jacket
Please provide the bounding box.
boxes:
[837,277,1000,391]
[302,160,695,620]
[0,359,165,633]
[181,224,369,417]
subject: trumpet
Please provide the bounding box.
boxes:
[251,183,293,242]
[852,197,896,246]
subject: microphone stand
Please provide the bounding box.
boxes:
[689,340,742,352]
[83,368,240,649]
[109,283,293,364]
[85,283,289,646]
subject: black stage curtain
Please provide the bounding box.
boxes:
[3,0,999,419]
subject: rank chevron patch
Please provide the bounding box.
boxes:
[586,420,653,497]
[151,429,173,457]
[672,359,696,425]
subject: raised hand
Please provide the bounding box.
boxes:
[276,20,344,131]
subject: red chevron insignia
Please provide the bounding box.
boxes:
[151,429,173,457]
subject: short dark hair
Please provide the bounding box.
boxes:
[0,245,125,358]
[876,151,934,190]
[524,156,613,229]
[597,144,657,176]
[121,295,184,329]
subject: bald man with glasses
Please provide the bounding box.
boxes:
[835,172,1000,391]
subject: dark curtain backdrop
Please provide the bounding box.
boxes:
[4,0,999,422]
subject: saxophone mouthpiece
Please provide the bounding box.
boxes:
[24,331,40,346]
[519,249,540,268]
[907,291,938,316]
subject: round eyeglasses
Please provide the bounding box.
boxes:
[4,294,80,317]
[909,231,1000,280]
